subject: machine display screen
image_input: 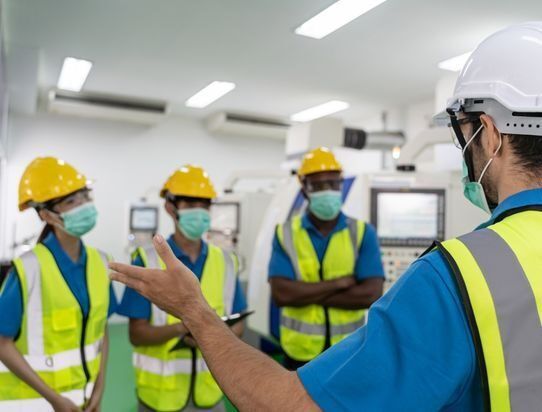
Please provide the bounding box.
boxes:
[371,188,445,247]
[130,206,159,232]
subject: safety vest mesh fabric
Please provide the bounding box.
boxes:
[133,243,237,411]
[438,210,542,412]
[0,243,110,410]
[277,215,366,361]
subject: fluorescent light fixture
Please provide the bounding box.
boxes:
[185,81,236,108]
[438,51,472,72]
[290,100,350,122]
[57,57,93,92]
[295,0,388,40]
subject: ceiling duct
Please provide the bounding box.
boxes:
[46,89,168,125]
[205,112,290,139]
[344,128,405,150]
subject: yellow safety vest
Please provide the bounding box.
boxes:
[132,243,237,411]
[0,243,110,410]
[437,208,542,412]
[277,215,367,362]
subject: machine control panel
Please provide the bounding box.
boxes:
[381,247,426,290]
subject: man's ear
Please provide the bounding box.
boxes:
[480,114,502,157]
[164,201,177,219]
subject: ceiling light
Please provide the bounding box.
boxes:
[185,81,236,108]
[57,57,93,92]
[438,52,472,72]
[290,100,350,122]
[295,0,388,40]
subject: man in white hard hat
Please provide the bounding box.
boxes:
[110,22,542,410]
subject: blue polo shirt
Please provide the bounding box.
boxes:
[118,235,247,319]
[268,212,385,281]
[0,232,118,338]
[298,188,542,411]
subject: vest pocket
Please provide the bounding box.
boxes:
[52,308,78,331]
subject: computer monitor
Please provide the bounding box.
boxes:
[210,202,240,234]
[370,188,445,247]
[130,206,159,232]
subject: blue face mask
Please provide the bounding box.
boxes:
[60,202,98,237]
[308,190,342,221]
[461,125,502,214]
[178,208,211,240]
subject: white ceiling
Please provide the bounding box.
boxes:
[5,0,542,125]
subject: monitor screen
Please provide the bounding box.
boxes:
[130,206,159,232]
[210,202,240,234]
[371,188,445,247]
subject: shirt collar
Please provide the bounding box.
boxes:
[479,188,542,229]
[167,234,208,262]
[42,231,86,266]
[301,211,348,237]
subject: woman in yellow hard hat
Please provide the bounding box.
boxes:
[0,157,117,412]
[118,165,247,412]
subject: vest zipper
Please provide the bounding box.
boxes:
[319,264,331,351]
[189,347,197,406]
[80,258,92,403]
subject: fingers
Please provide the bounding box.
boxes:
[153,234,180,270]
[109,271,145,293]
[109,261,149,281]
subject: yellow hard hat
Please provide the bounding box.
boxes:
[160,165,217,199]
[298,147,342,177]
[18,157,88,211]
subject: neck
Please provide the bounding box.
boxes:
[496,160,542,204]
[308,212,339,237]
[53,228,81,263]
[173,229,201,263]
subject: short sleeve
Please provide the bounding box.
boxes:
[298,255,480,411]
[0,269,24,338]
[355,223,385,281]
[267,231,296,280]
[116,255,152,320]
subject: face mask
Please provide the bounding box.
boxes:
[461,125,502,214]
[178,208,211,240]
[308,190,342,221]
[60,202,98,237]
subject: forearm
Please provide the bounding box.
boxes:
[321,278,384,309]
[184,304,319,411]
[270,278,346,307]
[230,321,245,338]
[0,337,59,403]
[129,319,185,346]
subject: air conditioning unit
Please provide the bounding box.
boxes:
[205,112,290,139]
[47,89,168,125]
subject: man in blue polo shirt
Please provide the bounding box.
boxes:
[268,147,384,370]
[109,23,542,411]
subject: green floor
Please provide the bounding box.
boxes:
[103,323,236,411]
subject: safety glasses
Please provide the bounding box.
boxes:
[47,188,93,211]
[305,178,343,193]
[447,108,483,150]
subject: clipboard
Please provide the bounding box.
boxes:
[169,310,254,352]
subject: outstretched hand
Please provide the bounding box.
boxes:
[109,235,204,320]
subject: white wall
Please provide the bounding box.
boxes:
[2,112,285,262]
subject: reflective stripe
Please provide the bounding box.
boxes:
[196,357,211,373]
[281,222,302,280]
[281,316,326,336]
[0,339,102,373]
[21,251,44,356]
[222,251,236,315]
[331,317,366,336]
[143,247,168,327]
[133,352,192,376]
[96,250,110,268]
[458,229,542,412]
[346,218,359,262]
[0,383,93,411]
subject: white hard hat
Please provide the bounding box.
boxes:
[435,22,542,137]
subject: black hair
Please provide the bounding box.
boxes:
[36,224,54,244]
[506,134,542,178]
